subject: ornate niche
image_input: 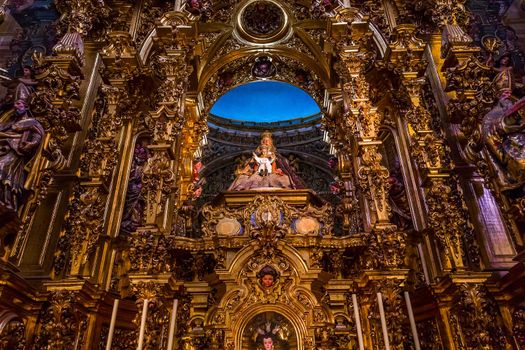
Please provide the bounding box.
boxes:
[242,311,297,350]
[203,235,331,349]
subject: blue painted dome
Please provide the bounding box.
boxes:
[210,81,320,122]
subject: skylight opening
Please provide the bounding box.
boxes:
[210,81,320,122]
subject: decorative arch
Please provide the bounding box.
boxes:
[228,243,309,278]
[202,240,332,349]
[236,306,306,350]
[199,52,328,112]
[135,2,391,115]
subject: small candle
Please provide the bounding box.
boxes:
[137,299,149,350]
[352,294,365,350]
[105,299,119,350]
[377,292,391,350]
[404,291,421,350]
[167,299,179,350]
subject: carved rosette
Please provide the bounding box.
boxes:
[238,0,288,43]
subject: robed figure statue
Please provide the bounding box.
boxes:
[0,99,44,211]
[228,131,306,191]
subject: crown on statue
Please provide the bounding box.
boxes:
[260,130,273,140]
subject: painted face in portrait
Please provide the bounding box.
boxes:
[262,337,273,350]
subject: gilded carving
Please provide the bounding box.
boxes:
[98,327,137,349]
[0,318,26,350]
[417,318,443,350]
[376,280,410,350]
[364,226,407,269]
[54,0,110,36]
[513,306,525,348]
[2,1,524,349]
[450,283,511,349]
[34,291,88,349]
[0,100,44,212]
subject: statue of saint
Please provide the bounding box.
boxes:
[486,52,525,98]
[228,131,306,191]
[479,93,525,189]
[0,99,44,211]
[120,140,150,235]
[1,66,38,103]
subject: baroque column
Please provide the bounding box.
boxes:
[389,24,468,272]
[331,9,411,350]
[333,18,391,227]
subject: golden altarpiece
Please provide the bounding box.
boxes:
[0,0,525,349]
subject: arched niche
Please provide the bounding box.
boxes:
[241,311,297,350]
[196,79,334,204]
[199,54,327,114]
[236,306,307,350]
[135,3,390,171]
[203,243,330,347]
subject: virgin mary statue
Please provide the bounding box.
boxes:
[228,131,306,191]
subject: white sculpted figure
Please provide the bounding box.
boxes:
[252,146,275,176]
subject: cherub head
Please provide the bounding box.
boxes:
[261,273,274,287]
[257,266,278,288]
[22,65,34,78]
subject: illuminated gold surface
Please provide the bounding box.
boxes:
[0,1,523,349]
